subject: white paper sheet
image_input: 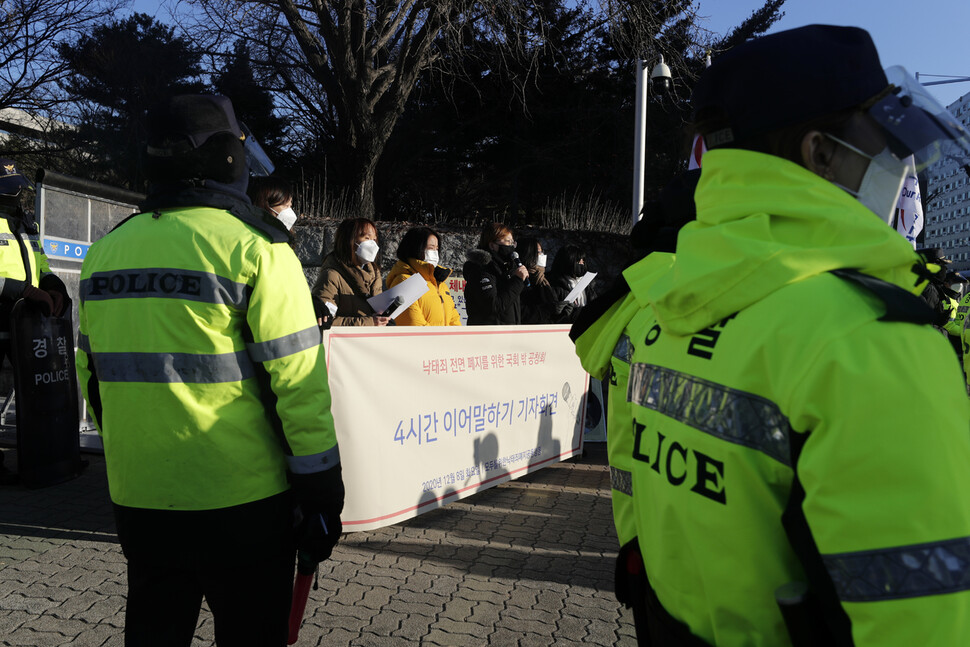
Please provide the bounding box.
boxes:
[563,272,596,304]
[367,272,429,319]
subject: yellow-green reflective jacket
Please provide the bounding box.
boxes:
[629,149,970,646]
[960,292,970,391]
[573,252,675,546]
[0,216,40,299]
[77,204,338,510]
[25,231,52,282]
[943,295,961,336]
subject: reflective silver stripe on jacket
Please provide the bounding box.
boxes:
[628,363,791,466]
[824,536,970,602]
[80,268,250,308]
[611,466,633,496]
[92,350,255,384]
[286,447,341,474]
[613,334,633,364]
[247,326,321,363]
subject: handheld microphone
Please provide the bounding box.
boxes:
[380,296,404,318]
[510,251,530,287]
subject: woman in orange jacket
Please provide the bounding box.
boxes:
[387,227,461,326]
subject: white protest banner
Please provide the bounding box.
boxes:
[895,156,923,248]
[583,377,606,443]
[447,276,468,325]
[324,325,587,531]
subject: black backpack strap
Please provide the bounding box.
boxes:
[829,268,936,325]
[780,426,855,647]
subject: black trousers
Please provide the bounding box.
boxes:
[113,492,296,647]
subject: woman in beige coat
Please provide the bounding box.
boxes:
[312,218,389,326]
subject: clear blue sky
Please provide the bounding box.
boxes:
[697,0,970,108]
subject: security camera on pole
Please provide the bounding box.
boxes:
[632,55,673,226]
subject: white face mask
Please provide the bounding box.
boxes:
[536,253,547,268]
[272,206,297,230]
[825,133,910,226]
[356,239,379,263]
[424,249,439,265]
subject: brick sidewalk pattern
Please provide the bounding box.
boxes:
[0,446,636,646]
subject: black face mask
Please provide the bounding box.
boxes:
[573,262,586,277]
[494,243,515,259]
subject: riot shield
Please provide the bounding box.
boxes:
[9,298,83,488]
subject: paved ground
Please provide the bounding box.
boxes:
[0,444,636,646]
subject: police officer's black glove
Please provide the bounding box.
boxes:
[312,295,335,330]
[39,274,69,317]
[294,508,342,565]
[289,465,345,564]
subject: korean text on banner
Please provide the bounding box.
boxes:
[324,325,587,531]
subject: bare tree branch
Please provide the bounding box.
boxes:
[177,0,746,217]
[0,0,125,118]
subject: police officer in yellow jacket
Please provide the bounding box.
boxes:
[571,170,700,640]
[76,96,343,646]
[616,26,970,646]
[0,160,68,342]
[0,160,68,484]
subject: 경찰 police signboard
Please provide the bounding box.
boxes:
[324,325,587,531]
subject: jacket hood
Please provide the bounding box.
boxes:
[387,258,451,286]
[139,186,289,243]
[386,259,413,287]
[574,252,675,379]
[466,248,492,266]
[321,251,374,271]
[320,251,381,291]
[648,149,926,336]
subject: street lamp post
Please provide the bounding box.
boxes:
[632,56,672,226]
[915,72,970,87]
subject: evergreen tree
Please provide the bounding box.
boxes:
[382,0,788,224]
[57,13,207,191]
